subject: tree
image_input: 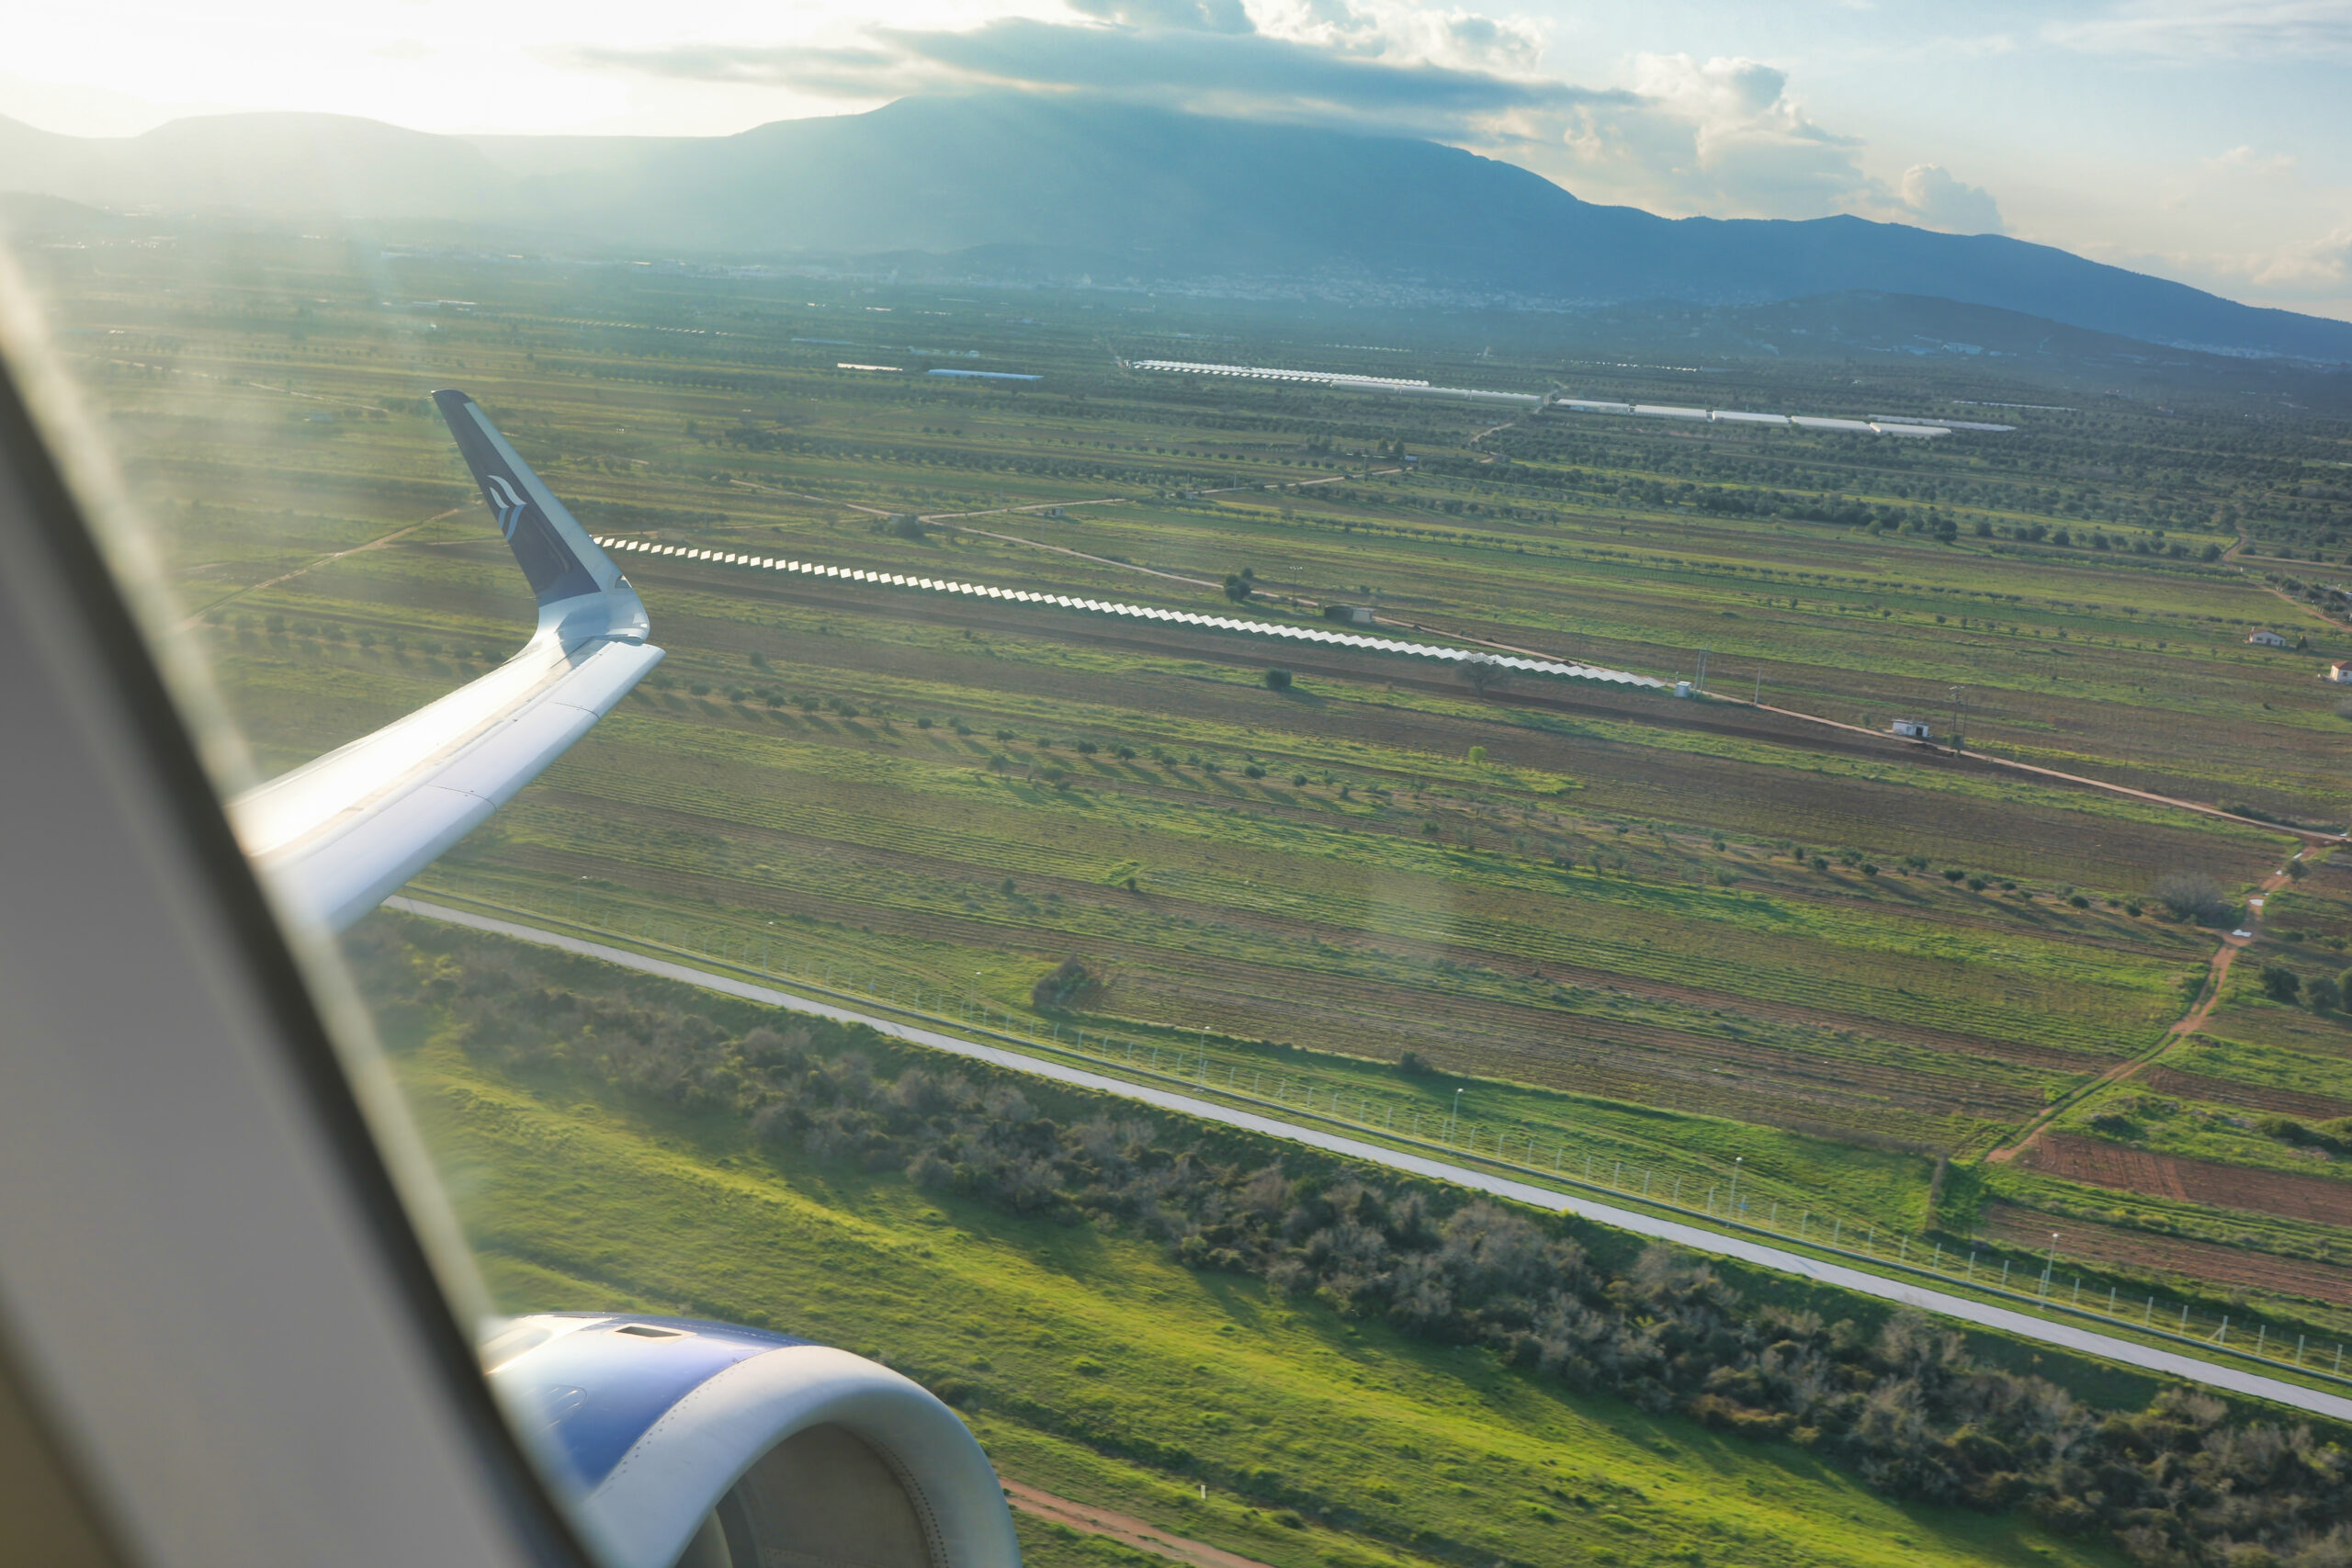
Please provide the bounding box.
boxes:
[1223,573,1254,604]
[1456,658,1507,697]
[2307,975,2342,1012]
[2261,964,2302,1003]
[1262,668,1292,691]
[2153,873,2234,926]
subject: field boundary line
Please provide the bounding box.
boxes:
[387,895,2352,1421]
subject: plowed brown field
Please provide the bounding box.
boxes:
[2025,1134,2352,1226]
[2142,1066,2352,1123]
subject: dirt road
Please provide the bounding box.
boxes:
[1003,1480,1276,1568]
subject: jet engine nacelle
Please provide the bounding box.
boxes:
[484,1314,1021,1568]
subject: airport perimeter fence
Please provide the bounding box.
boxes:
[401,870,2352,1396]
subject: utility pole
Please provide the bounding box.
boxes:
[1948,683,1967,751]
[1447,1088,1463,1147]
[1695,649,1711,694]
[1729,1156,1742,1217]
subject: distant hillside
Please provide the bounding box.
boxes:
[5,95,2348,363]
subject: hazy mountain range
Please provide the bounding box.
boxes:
[5,93,2347,365]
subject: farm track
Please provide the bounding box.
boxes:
[1989,862,2291,1169]
[1001,1481,1274,1568]
[1982,1201,2352,1309]
[2025,1134,2352,1227]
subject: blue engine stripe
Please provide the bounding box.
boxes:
[493,1315,812,1490]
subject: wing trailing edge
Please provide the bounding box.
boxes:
[229,392,662,931]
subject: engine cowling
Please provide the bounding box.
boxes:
[483,1314,1021,1568]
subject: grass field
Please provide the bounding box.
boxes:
[19,225,2352,1378]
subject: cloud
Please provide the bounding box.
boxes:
[1066,0,1256,36]
[573,19,1614,130]
[2051,0,2352,62]
[1538,54,1877,219]
[1897,164,2004,233]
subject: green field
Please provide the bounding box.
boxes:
[20,226,2352,1398]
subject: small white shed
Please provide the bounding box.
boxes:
[1891,718,1934,740]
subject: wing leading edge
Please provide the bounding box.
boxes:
[229,391,663,931]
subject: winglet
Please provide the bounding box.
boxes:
[227,393,663,931]
[432,389,647,646]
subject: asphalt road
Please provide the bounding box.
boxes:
[390,897,2352,1425]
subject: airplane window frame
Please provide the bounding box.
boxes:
[0,334,600,1568]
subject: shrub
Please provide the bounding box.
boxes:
[2153,873,2234,926]
[1263,668,1292,691]
[2260,964,2302,1003]
[1223,573,1254,604]
[1942,868,1966,883]
[2068,894,2091,909]
[1243,764,1267,779]
[2308,976,2342,1012]
[917,716,933,728]
[1030,956,1102,1010]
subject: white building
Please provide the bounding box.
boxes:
[1891,718,1934,740]
[2327,661,2352,684]
[2248,629,2290,649]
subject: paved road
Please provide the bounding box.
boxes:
[390,897,2352,1425]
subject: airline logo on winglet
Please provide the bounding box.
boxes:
[483,473,530,540]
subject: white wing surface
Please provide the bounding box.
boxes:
[229,390,663,931]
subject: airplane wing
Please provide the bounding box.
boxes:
[228,390,663,931]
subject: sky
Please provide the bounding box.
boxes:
[4,0,2348,320]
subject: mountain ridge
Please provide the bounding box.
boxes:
[4,94,2346,363]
